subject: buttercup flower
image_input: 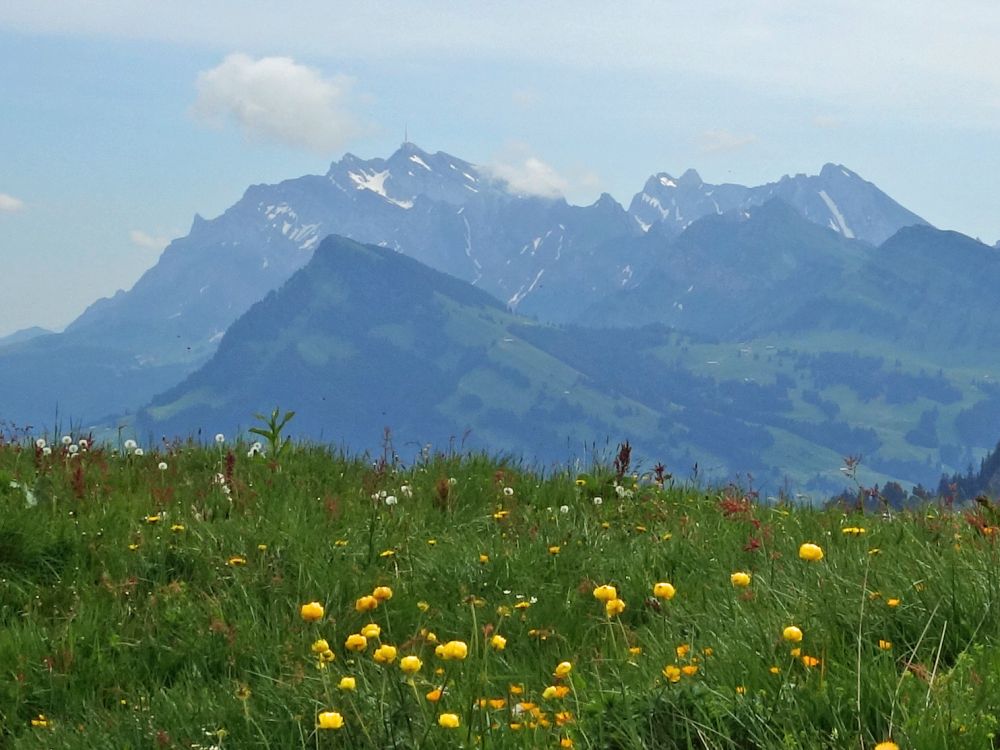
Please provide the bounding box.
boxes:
[440,640,468,660]
[605,598,626,617]
[554,661,573,678]
[798,543,824,562]
[317,711,344,730]
[438,713,460,728]
[360,623,381,639]
[874,742,899,750]
[662,665,681,683]
[345,633,368,652]
[783,625,803,643]
[373,644,397,664]
[426,688,443,702]
[300,601,324,622]
[356,595,378,612]
[311,639,330,654]
[399,655,422,675]
[491,634,507,651]
[653,582,676,600]
[593,584,618,602]
[338,676,356,691]
[730,571,752,587]
[372,586,393,601]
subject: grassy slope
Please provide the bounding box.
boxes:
[3,439,1000,748]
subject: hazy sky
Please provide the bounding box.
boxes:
[3,1,1000,337]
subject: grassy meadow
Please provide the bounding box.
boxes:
[2,432,1000,749]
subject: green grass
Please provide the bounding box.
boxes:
[2,437,1000,749]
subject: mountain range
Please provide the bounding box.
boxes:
[3,143,998,493]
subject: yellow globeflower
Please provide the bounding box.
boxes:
[360,623,381,639]
[345,633,368,652]
[798,543,824,562]
[653,582,676,600]
[372,585,393,601]
[730,571,752,587]
[373,644,398,664]
[874,742,899,750]
[441,640,469,660]
[592,584,617,602]
[554,661,573,678]
[356,595,378,612]
[317,711,344,730]
[783,626,803,643]
[300,601,324,622]
[491,634,507,651]
[438,713,460,728]
[605,598,626,617]
[338,676,357,691]
[400,655,423,675]
[662,664,681,683]
[311,638,331,654]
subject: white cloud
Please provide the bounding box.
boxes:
[192,53,361,153]
[129,229,170,251]
[487,150,570,198]
[0,193,25,213]
[697,129,757,155]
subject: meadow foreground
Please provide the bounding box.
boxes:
[2,436,998,749]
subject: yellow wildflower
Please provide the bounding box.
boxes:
[592,584,618,602]
[653,582,676,600]
[798,542,824,561]
[373,644,397,664]
[344,633,368,652]
[730,571,752,587]
[300,601,324,622]
[782,626,803,643]
[438,713,460,728]
[360,623,381,639]
[372,586,393,601]
[400,655,422,674]
[338,676,356,691]
[491,634,507,651]
[355,595,378,612]
[317,711,344,730]
[605,598,626,617]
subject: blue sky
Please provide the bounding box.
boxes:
[2,1,1000,336]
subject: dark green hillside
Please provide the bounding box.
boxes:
[136,236,664,465]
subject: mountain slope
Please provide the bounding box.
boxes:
[135,235,666,463]
[628,163,928,245]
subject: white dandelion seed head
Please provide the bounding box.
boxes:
[384,495,398,506]
[215,433,225,444]
[251,441,262,452]
[133,448,144,456]
[61,435,72,445]
[559,505,570,514]
[78,439,88,449]
[593,496,603,506]
[400,485,413,498]
[67,444,79,454]
[35,438,46,449]
[42,446,52,456]
[158,462,168,471]
[503,486,514,497]
[614,484,627,498]
[124,439,137,451]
